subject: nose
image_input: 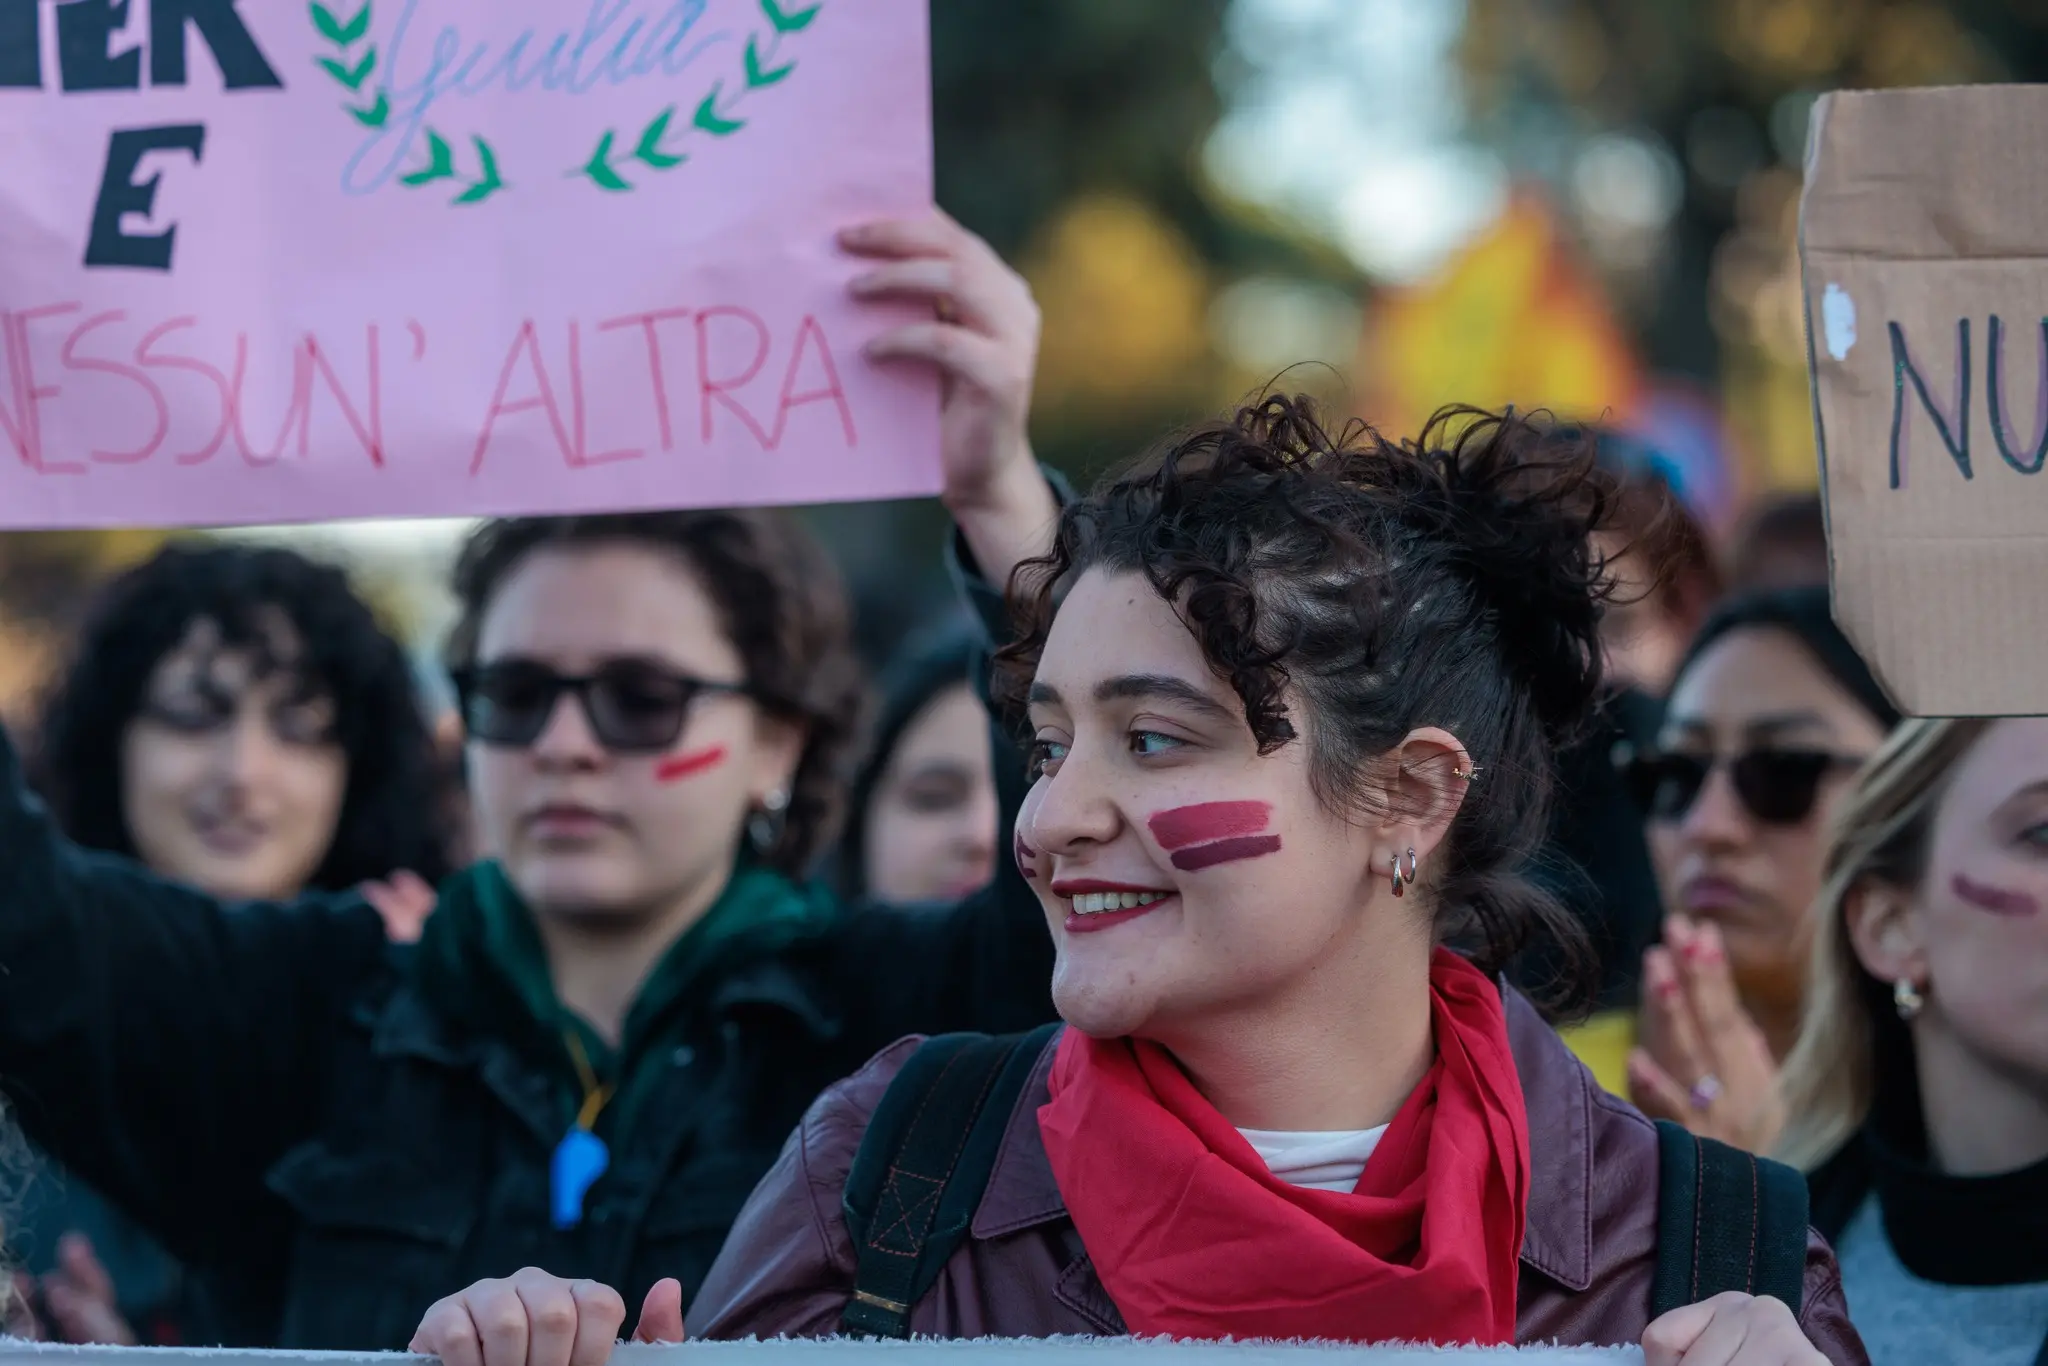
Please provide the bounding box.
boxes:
[529,688,606,768]
[1022,746,1122,858]
[214,708,283,790]
[1675,762,1751,851]
[959,779,1000,862]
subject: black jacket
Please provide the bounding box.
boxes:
[0,565,1053,1350]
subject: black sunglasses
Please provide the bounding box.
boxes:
[1619,747,1863,827]
[451,659,753,753]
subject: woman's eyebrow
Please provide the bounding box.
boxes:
[1741,710,1835,741]
[1093,673,1238,724]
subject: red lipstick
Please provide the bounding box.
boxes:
[1013,831,1037,880]
[1050,879,1177,934]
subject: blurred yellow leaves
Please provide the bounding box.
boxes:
[1716,0,2000,88]
[1359,197,1641,438]
[1024,194,1213,415]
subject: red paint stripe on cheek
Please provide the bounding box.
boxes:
[1170,834,1282,872]
[655,745,728,783]
[1148,801,1272,851]
[1013,831,1038,880]
[1952,872,2039,918]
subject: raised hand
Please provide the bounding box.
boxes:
[1629,916,1785,1154]
[842,211,1058,590]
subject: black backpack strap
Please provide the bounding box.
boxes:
[840,1023,1061,1338]
[1651,1119,1812,1320]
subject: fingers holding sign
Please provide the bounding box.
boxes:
[1629,916,1785,1154]
[843,211,1056,589]
[1643,1293,1828,1366]
[410,1269,682,1366]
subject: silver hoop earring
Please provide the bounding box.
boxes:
[1403,848,1419,883]
[1389,853,1404,898]
[1893,978,1925,1022]
[748,788,791,854]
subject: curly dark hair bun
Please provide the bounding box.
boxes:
[998,393,1630,998]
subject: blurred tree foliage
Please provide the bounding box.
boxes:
[933,0,1357,476]
[817,0,1360,661]
[1455,0,2047,488]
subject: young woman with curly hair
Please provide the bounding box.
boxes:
[414,397,1868,1366]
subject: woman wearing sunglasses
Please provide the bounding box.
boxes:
[1624,587,1899,1152]
[1778,718,2048,1366]
[0,213,1060,1349]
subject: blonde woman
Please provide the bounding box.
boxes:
[1777,717,2048,1365]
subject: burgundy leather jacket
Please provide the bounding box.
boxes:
[687,991,1867,1362]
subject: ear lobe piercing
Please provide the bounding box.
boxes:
[1389,848,1420,897]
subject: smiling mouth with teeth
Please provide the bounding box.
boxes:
[1070,890,1171,915]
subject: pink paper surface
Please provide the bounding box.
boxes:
[0,0,937,528]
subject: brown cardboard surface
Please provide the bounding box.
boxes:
[1800,85,2048,716]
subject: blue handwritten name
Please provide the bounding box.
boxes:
[342,0,728,194]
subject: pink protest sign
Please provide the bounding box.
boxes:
[0,0,936,528]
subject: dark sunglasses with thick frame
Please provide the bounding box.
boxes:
[451,658,757,754]
[1618,746,1865,827]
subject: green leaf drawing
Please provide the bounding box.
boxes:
[453,138,506,204]
[759,0,820,34]
[579,131,635,192]
[634,107,685,169]
[319,49,376,90]
[349,90,390,127]
[400,129,457,186]
[694,84,745,135]
[312,1,370,46]
[743,35,793,86]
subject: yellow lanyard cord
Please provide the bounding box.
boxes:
[563,1029,616,1134]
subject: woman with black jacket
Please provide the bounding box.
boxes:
[0,212,1061,1350]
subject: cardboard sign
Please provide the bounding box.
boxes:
[0,1341,1644,1365]
[0,0,937,529]
[1801,85,2048,716]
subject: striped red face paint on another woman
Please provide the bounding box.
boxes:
[1952,872,2040,918]
[1013,830,1038,881]
[1147,800,1279,872]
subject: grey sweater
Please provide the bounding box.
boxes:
[1836,1197,2048,1366]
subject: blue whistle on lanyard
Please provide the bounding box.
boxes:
[551,1127,611,1230]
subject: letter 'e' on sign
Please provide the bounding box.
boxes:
[1802,86,2048,716]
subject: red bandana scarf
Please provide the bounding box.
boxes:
[1037,948,1530,1345]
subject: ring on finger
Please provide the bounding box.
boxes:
[935,294,958,324]
[1688,1074,1723,1110]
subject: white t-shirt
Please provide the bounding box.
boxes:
[1238,1124,1389,1194]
